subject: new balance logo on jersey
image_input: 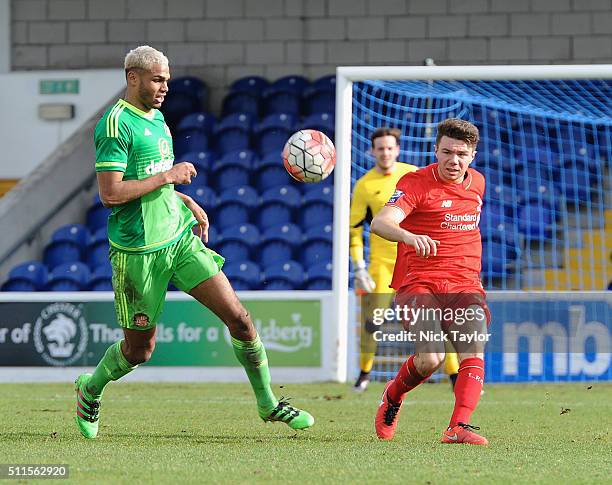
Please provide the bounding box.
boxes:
[144,128,152,136]
[144,158,173,175]
[441,200,452,208]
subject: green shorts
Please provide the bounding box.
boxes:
[110,230,224,330]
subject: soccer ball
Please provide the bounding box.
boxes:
[282,129,336,183]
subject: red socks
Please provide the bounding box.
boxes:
[387,355,430,403]
[449,357,485,428]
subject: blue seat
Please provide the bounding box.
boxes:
[222,91,260,117]
[44,224,90,269]
[258,186,302,230]
[271,75,309,94]
[262,87,301,116]
[1,279,38,291]
[518,202,555,240]
[214,113,255,153]
[223,260,261,290]
[262,260,305,289]
[255,152,293,192]
[173,131,209,157]
[303,75,335,115]
[305,261,332,290]
[216,185,259,230]
[258,223,302,267]
[88,262,113,291]
[86,195,110,232]
[176,112,216,136]
[46,262,90,291]
[303,184,333,205]
[180,150,216,172]
[253,113,297,156]
[8,260,48,289]
[298,201,333,227]
[217,224,260,262]
[87,227,109,270]
[178,185,218,214]
[481,240,518,279]
[302,175,333,193]
[230,75,269,95]
[162,77,208,128]
[300,112,335,139]
[555,158,598,202]
[301,224,333,267]
[212,150,256,192]
[206,225,218,248]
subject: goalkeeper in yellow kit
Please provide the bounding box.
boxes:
[350,127,460,391]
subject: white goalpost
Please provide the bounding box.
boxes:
[331,65,612,384]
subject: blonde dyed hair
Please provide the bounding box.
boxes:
[124,45,168,72]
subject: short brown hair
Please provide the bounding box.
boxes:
[435,118,479,148]
[370,127,401,148]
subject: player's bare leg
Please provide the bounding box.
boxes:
[441,305,488,445]
[189,271,314,430]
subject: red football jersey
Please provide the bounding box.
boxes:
[386,163,485,290]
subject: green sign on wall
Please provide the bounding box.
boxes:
[39,79,79,94]
[0,299,321,367]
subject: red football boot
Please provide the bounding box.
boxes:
[441,422,489,445]
[375,381,403,440]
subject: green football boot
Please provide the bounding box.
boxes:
[74,373,101,439]
[262,398,314,430]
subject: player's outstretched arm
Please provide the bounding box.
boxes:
[97,162,197,207]
[371,206,440,258]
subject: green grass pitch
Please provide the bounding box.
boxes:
[0,381,610,484]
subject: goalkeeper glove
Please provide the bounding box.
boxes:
[354,260,376,293]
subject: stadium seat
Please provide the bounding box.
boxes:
[230,75,269,95]
[301,223,333,267]
[176,112,216,136]
[212,150,257,192]
[178,185,218,215]
[8,260,48,290]
[1,278,38,291]
[179,150,217,172]
[217,224,260,262]
[518,202,555,240]
[43,224,89,269]
[86,194,110,233]
[298,200,333,228]
[262,260,305,290]
[301,174,333,193]
[216,185,259,230]
[258,223,302,267]
[303,75,335,115]
[88,262,113,291]
[86,227,109,270]
[214,113,255,153]
[271,75,309,94]
[300,112,335,140]
[253,113,297,156]
[46,262,90,291]
[222,91,260,117]
[255,152,294,192]
[161,76,208,128]
[206,225,219,248]
[305,261,332,290]
[257,186,302,231]
[261,87,301,116]
[303,184,333,205]
[173,130,209,157]
[223,260,261,290]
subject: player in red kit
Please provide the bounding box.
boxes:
[371,118,490,445]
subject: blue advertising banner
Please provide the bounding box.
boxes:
[485,293,611,382]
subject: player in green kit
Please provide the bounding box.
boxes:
[74,45,314,439]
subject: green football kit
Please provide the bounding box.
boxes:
[74,97,313,440]
[93,98,223,329]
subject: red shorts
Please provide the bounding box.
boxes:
[395,277,491,331]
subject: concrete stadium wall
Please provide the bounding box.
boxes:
[10,0,612,111]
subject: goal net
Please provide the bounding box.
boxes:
[332,65,612,383]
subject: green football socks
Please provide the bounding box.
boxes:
[231,334,278,417]
[86,339,137,398]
